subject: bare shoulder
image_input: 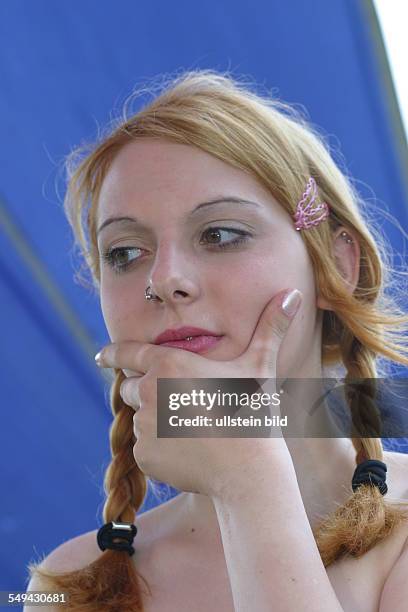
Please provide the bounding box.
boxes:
[33,529,103,574]
[383,449,408,547]
[24,530,103,612]
[26,507,158,577]
[384,449,408,500]
[23,499,177,612]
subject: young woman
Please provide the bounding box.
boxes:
[26,69,408,611]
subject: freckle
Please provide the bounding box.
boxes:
[191,528,195,532]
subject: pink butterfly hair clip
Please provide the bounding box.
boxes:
[293,177,330,231]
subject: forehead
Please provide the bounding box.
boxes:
[97,138,282,223]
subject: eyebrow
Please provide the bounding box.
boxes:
[96,196,262,236]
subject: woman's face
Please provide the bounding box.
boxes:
[96,138,323,378]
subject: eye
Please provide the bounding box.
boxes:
[199,226,251,249]
[101,246,143,275]
[101,226,251,275]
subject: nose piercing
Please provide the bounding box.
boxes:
[145,285,159,301]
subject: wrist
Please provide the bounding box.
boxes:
[209,439,294,504]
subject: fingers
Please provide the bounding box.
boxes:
[281,288,302,318]
[120,375,142,409]
[122,368,145,378]
[95,340,171,373]
[241,289,302,372]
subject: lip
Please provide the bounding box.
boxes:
[154,326,222,345]
[158,335,223,354]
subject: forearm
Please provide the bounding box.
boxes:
[211,452,344,612]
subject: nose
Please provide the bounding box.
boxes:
[147,244,199,305]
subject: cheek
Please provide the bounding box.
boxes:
[221,252,313,350]
[100,280,144,341]
[213,257,282,353]
[227,254,283,303]
[100,291,118,340]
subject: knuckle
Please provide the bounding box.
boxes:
[249,338,264,354]
[133,450,147,473]
[138,379,150,403]
[120,377,139,406]
[140,344,152,363]
[161,349,180,371]
[132,439,151,471]
[273,318,288,339]
[119,378,130,405]
[110,344,120,363]
[257,354,277,374]
[253,361,273,378]
[132,440,142,462]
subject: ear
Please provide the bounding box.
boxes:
[317,227,360,311]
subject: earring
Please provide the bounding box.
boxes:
[340,231,353,244]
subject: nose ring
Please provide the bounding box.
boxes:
[145,286,159,301]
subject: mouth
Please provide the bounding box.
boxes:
[158,335,224,354]
[154,326,222,345]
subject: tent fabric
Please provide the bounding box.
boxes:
[1,0,407,593]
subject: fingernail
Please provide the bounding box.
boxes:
[94,350,104,366]
[281,289,302,317]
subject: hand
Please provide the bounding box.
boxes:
[95,288,302,497]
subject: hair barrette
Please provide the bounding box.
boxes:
[293,177,330,231]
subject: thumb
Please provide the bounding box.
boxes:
[242,288,302,370]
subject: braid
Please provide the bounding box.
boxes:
[27,369,152,611]
[312,334,408,567]
[341,334,383,463]
[103,368,147,522]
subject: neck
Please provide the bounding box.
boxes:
[166,436,357,554]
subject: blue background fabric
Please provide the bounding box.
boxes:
[1,0,407,597]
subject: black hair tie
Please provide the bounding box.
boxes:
[97,521,138,556]
[351,459,388,495]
